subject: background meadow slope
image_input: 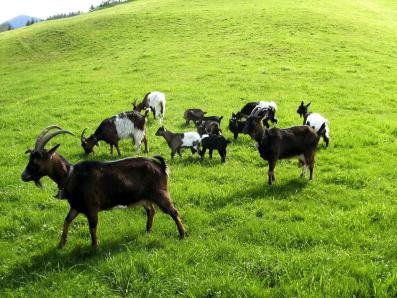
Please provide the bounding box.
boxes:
[1,0,397,296]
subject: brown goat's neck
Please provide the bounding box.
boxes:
[48,153,73,189]
[161,130,176,146]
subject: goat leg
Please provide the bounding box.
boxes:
[144,204,156,233]
[87,212,99,249]
[155,192,186,239]
[268,159,276,185]
[58,208,79,249]
[115,143,121,157]
[143,134,149,153]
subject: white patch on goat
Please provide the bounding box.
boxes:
[305,113,329,134]
[147,91,166,124]
[113,205,128,209]
[257,101,277,111]
[181,132,201,147]
[114,115,145,153]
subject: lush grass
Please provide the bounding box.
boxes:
[1,0,397,296]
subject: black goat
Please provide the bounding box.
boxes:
[81,111,148,156]
[21,126,185,248]
[228,113,246,139]
[201,115,223,123]
[243,108,325,185]
[183,109,207,125]
[199,135,231,163]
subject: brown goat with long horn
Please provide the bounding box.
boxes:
[22,126,185,249]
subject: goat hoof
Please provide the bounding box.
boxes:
[58,241,66,249]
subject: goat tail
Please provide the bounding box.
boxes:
[153,155,169,176]
[317,122,327,137]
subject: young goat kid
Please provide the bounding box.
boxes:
[243,108,325,185]
[155,126,201,159]
[21,126,185,249]
[297,101,330,147]
[133,91,166,124]
[228,113,247,139]
[200,135,231,163]
[195,119,222,136]
[184,109,207,125]
[81,111,148,156]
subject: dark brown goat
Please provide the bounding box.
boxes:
[81,111,148,156]
[243,108,325,185]
[183,109,207,125]
[22,126,185,248]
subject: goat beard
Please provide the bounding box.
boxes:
[34,179,43,188]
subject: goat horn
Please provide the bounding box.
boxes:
[81,128,88,142]
[37,130,75,151]
[34,125,61,150]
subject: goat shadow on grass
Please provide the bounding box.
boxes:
[1,232,167,291]
[232,179,308,201]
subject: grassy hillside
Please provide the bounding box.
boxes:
[1,0,397,296]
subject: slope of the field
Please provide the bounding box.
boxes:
[1,0,397,296]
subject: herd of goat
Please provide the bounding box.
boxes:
[21,91,330,248]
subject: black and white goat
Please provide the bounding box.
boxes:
[21,126,185,248]
[184,109,207,125]
[199,135,231,163]
[81,111,148,156]
[228,113,246,139]
[243,108,325,185]
[297,101,330,147]
[155,126,201,159]
[236,101,277,128]
[133,91,166,124]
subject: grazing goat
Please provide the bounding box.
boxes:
[228,113,246,139]
[21,126,185,248]
[297,101,330,147]
[133,91,166,124]
[184,109,207,125]
[243,108,325,185]
[81,111,148,156]
[195,120,222,136]
[236,101,278,128]
[155,126,201,158]
[200,135,231,163]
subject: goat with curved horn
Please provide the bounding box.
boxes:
[34,125,61,150]
[37,130,75,151]
[81,128,88,142]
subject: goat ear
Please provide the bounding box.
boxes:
[301,101,304,105]
[306,102,311,107]
[25,148,32,154]
[232,113,235,117]
[47,144,60,157]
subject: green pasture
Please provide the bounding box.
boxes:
[0,0,396,296]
